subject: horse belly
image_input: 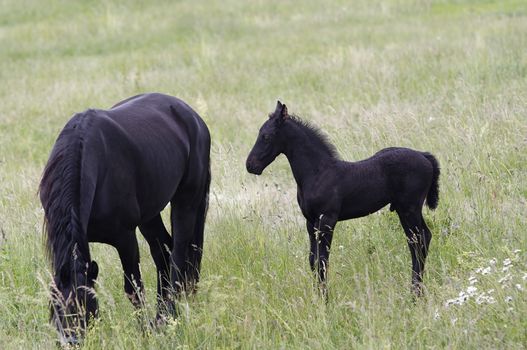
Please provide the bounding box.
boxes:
[136,167,186,220]
[88,175,142,232]
[339,196,390,220]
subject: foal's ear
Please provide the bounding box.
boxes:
[88,261,99,282]
[274,100,288,124]
[271,100,283,119]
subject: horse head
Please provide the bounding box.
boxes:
[246,101,290,175]
[50,259,98,345]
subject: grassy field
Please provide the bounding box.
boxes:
[1,0,526,348]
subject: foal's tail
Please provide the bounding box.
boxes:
[423,152,440,210]
[39,115,91,273]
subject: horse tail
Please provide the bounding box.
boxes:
[39,115,91,275]
[193,162,211,278]
[202,163,211,219]
[423,152,440,210]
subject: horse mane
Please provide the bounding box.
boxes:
[39,113,91,274]
[288,115,340,160]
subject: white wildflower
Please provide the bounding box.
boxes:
[475,292,496,305]
[489,258,497,266]
[338,245,344,250]
[498,273,512,285]
[503,258,512,267]
[512,249,521,256]
[468,275,478,285]
[451,317,457,325]
[522,273,527,281]
[502,265,513,272]
[515,284,523,291]
[434,309,440,320]
[466,286,477,296]
[445,295,466,307]
[505,296,513,303]
[445,299,455,307]
[481,266,492,275]
[458,291,469,301]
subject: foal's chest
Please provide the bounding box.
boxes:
[296,185,338,222]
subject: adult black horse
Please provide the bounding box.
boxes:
[39,93,211,344]
[246,101,439,298]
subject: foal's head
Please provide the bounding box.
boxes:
[51,259,99,345]
[246,101,290,175]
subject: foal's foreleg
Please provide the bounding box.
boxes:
[307,215,335,299]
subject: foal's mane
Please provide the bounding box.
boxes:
[288,115,340,160]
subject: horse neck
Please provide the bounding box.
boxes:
[282,122,336,187]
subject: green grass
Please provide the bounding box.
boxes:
[1,0,526,348]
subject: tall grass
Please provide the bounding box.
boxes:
[0,0,526,348]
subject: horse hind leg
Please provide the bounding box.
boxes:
[170,194,206,297]
[139,214,172,319]
[421,214,432,262]
[185,191,207,288]
[396,207,429,296]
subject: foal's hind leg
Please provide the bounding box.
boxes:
[114,231,144,308]
[396,208,430,296]
[139,214,172,318]
[421,214,432,263]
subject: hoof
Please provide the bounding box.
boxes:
[58,334,80,348]
[155,313,168,327]
[412,282,425,298]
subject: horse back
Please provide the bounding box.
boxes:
[337,147,433,219]
[371,147,434,208]
[81,94,210,231]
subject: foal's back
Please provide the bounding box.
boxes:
[336,147,434,219]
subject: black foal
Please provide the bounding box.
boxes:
[246,101,440,298]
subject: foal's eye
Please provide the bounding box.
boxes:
[262,134,271,142]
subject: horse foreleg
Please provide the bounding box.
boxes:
[115,232,144,308]
[307,215,336,300]
[306,220,317,273]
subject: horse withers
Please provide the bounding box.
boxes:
[39,93,211,344]
[246,101,440,298]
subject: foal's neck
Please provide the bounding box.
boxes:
[282,121,337,187]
